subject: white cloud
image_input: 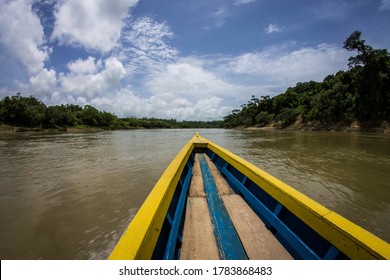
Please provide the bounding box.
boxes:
[52,0,139,52]
[264,24,281,34]
[95,90,232,121]
[379,0,390,10]
[67,56,102,75]
[0,0,50,74]
[145,59,243,99]
[121,16,178,75]
[68,57,240,120]
[226,43,349,89]
[59,56,126,98]
[29,68,57,96]
[233,0,257,6]
[85,88,144,115]
[150,95,231,121]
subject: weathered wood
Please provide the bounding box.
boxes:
[189,154,206,197]
[183,153,292,260]
[192,154,202,176]
[180,197,220,260]
[204,154,235,196]
[222,194,293,260]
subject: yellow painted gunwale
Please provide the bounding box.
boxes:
[198,135,390,260]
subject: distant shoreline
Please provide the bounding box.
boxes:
[0,124,215,135]
[238,120,390,134]
[2,122,389,135]
[0,124,107,135]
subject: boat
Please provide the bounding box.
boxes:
[109,133,390,260]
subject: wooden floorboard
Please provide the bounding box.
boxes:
[180,197,220,260]
[204,154,235,196]
[189,154,205,197]
[222,195,293,260]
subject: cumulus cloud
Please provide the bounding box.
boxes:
[29,68,57,96]
[71,56,240,120]
[145,59,244,99]
[67,56,102,75]
[52,0,139,52]
[149,95,231,121]
[59,56,126,98]
[104,90,232,121]
[0,0,50,74]
[264,24,281,34]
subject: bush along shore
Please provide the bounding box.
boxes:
[222,31,390,133]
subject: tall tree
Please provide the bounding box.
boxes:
[343,31,390,121]
[343,31,373,68]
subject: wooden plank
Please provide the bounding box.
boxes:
[198,154,247,260]
[189,154,205,197]
[180,197,220,260]
[222,195,293,260]
[203,154,235,196]
[192,154,202,176]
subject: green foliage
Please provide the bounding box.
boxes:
[0,94,222,130]
[43,105,81,127]
[120,117,221,129]
[0,93,46,126]
[223,31,390,129]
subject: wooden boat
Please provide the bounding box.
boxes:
[109,133,390,260]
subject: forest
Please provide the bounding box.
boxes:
[0,93,221,130]
[222,31,390,130]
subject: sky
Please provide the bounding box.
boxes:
[0,0,389,121]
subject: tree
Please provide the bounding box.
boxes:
[343,31,374,68]
[0,93,46,126]
[343,30,390,121]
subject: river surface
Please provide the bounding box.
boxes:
[0,129,389,259]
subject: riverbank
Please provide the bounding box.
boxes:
[0,123,217,136]
[0,123,107,135]
[241,120,390,134]
[2,121,390,135]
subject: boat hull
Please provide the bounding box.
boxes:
[109,134,390,260]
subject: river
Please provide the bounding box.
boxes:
[0,129,389,259]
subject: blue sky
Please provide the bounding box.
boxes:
[0,0,389,120]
